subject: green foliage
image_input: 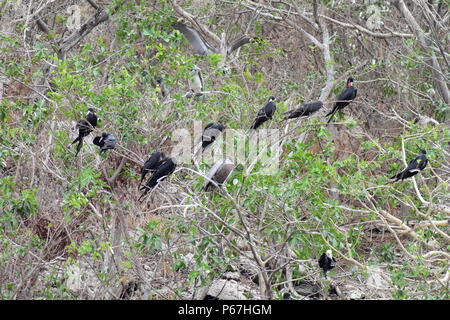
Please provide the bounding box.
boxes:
[0,0,448,300]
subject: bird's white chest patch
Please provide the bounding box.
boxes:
[189,73,202,93]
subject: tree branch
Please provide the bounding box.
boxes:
[171,0,221,45]
[395,0,450,105]
[319,14,414,38]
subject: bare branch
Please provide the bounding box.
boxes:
[86,0,100,10]
[171,0,221,45]
[395,0,450,104]
[319,14,414,38]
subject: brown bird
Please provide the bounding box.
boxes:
[203,159,235,192]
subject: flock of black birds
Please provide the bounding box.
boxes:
[71,108,116,156]
[70,70,429,286]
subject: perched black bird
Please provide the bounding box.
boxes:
[326,77,357,123]
[202,123,225,150]
[203,159,235,192]
[390,150,428,182]
[318,250,336,278]
[251,96,277,129]
[139,157,177,201]
[282,293,293,300]
[139,152,167,188]
[283,101,323,120]
[71,108,97,156]
[93,132,116,154]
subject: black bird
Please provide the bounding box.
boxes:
[139,152,167,188]
[251,96,277,129]
[203,159,235,192]
[318,250,336,278]
[93,132,116,154]
[139,157,177,201]
[390,150,428,182]
[326,77,357,123]
[283,101,323,120]
[282,293,293,300]
[71,108,97,156]
[202,123,225,150]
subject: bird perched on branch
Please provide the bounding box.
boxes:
[283,101,323,120]
[203,159,235,192]
[139,157,177,202]
[139,152,167,189]
[326,77,357,123]
[71,108,97,156]
[188,65,203,96]
[390,150,428,182]
[93,132,116,154]
[202,123,225,151]
[251,96,277,129]
[318,250,336,279]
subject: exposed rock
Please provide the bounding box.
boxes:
[65,262,102,299]
[294,281,321,297]
[343,284,366,300]
[236,254,259,284]
[207,278,259,300]
[366,266,392,299]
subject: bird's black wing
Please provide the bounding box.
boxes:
[173,22,217,55]
[418,156,428,171]
[143,159,176,190]
[100,135,116,153]
[326,87,356,123]
[72,119,93,143]
[140,152,165,185]
[227,36,252,55]
[72,119,93,156]
[92,136,103,147]
[264,101,276,118]
[285,101,323,119]
[251,102,275,129]
[86,112,97,127]
[305,101,323,114]
[405,156,420,172]
[251,111,268,129]
[336,86,356,103]
[390,154,425,181]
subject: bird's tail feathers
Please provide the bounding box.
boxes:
[326,111,336,124]
[71,136,80,145]
[75,139,83,156]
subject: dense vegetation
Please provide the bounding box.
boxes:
[0,0,449,299]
